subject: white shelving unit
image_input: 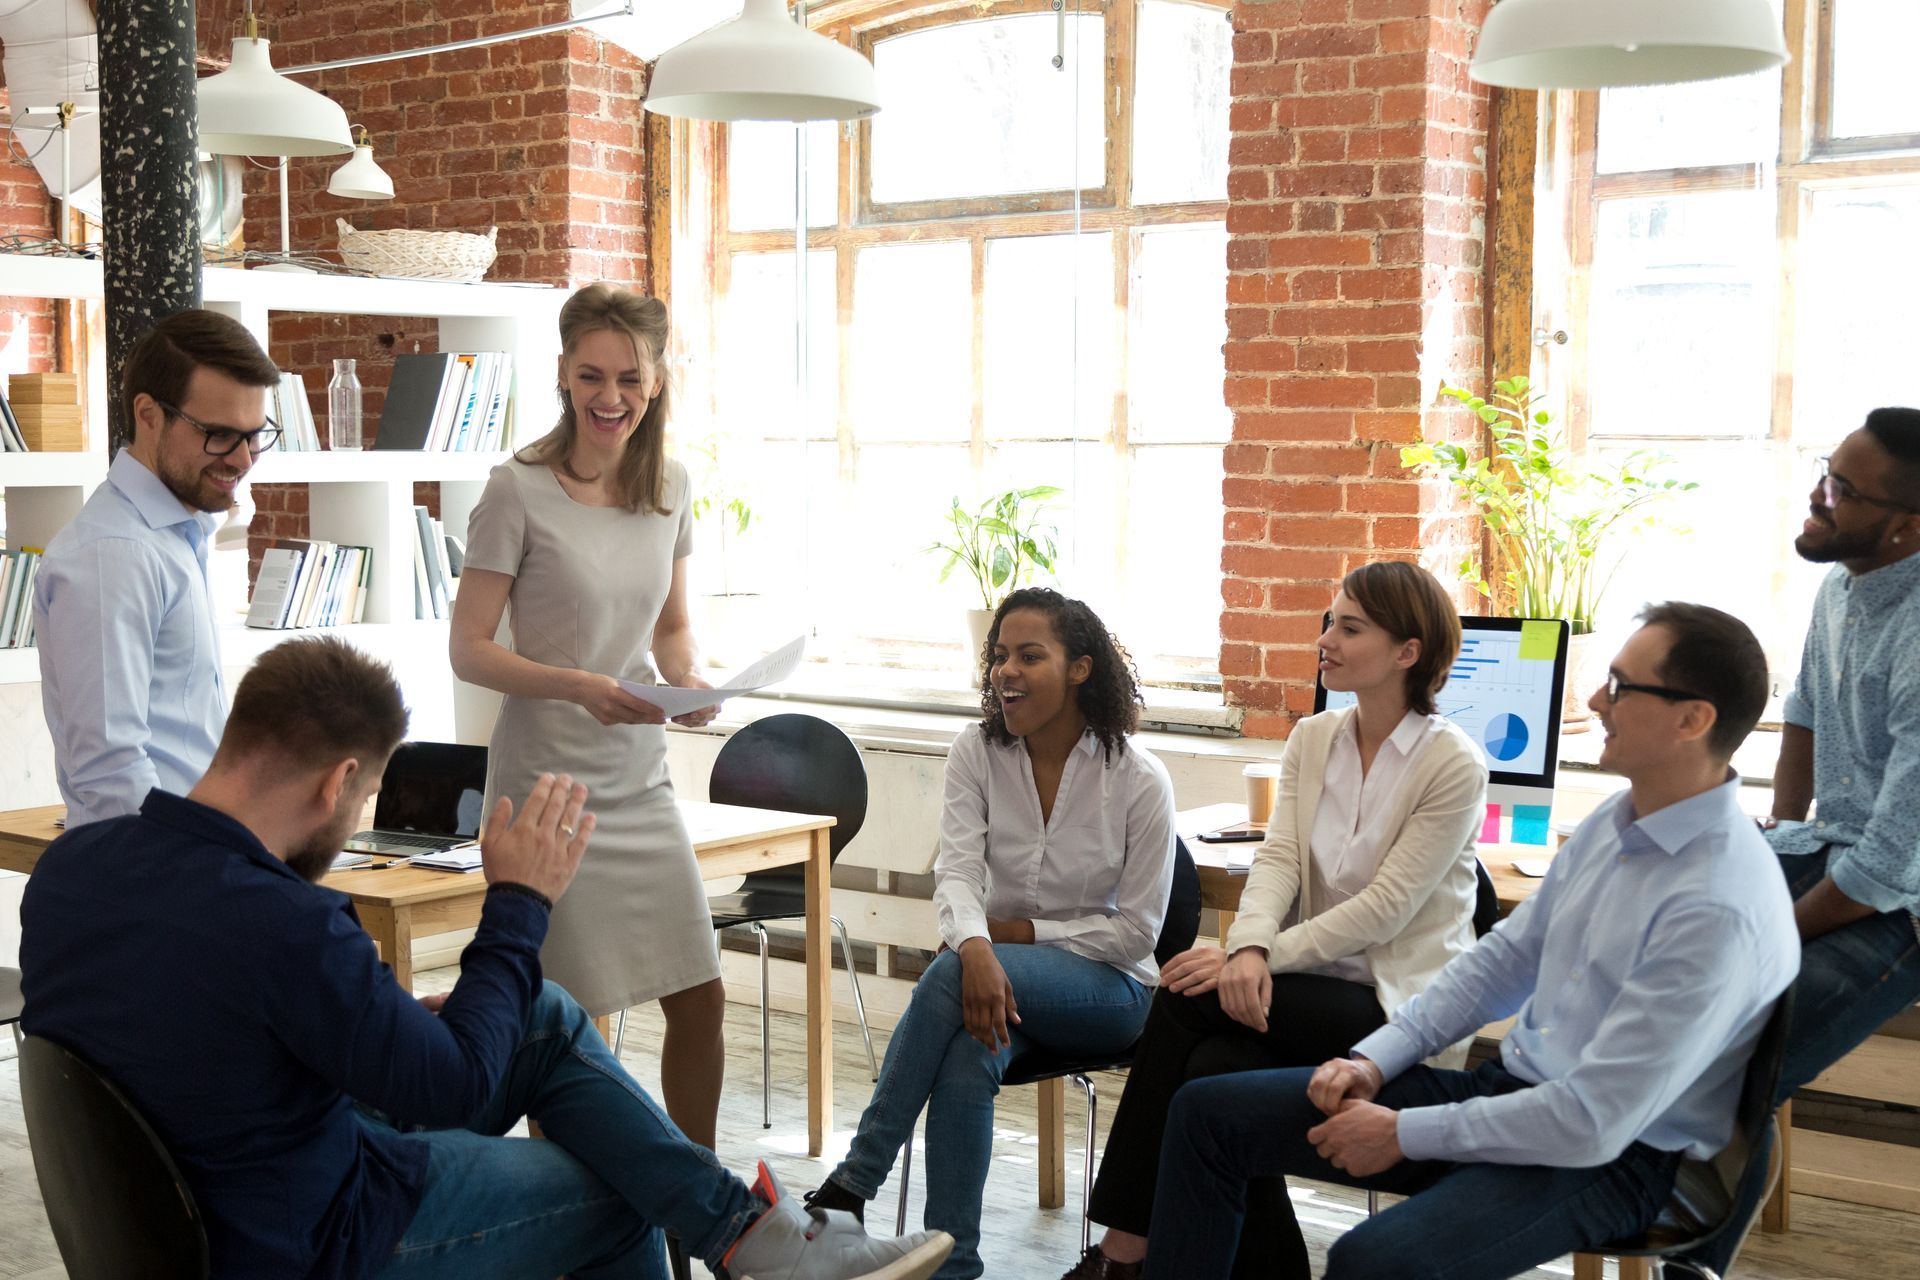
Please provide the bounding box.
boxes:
[0,252,565,691]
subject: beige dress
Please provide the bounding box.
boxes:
[463,456,720,1014]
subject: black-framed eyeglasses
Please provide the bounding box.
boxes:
[1604,672,1711,705]
[156,400,281,458]
[1815,455,1920,514]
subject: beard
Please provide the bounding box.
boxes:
[1795,508,1894,564]
[156,425,241,514]
[285,807,361,884]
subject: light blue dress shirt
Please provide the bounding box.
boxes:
[1354,778,1798,1166]
[32,450,227,827]
[1772,554,1920,916]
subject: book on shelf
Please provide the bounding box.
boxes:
[273,372,320,451]
[0,546,43,649]
[412,505,449,620]
[0,388,28,452]
[376,351,512,452]
[246,539,372,630]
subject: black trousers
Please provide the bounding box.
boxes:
[1087,973,1386,1279]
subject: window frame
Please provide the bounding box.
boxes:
[1808,0,1920,160]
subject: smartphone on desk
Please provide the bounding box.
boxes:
[1196,822,1265,843]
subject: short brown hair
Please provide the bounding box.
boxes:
[1635,602,1769,759]
[1340,560,1461,717]
[217,637,409,772]
[122,308,280,425]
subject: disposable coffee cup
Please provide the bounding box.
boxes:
[1243,763,1282,827]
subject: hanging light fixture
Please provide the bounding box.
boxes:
[327,127,394,200]
[1470,0,1790,90]
[197,7,354,156]
[644,0,881,122]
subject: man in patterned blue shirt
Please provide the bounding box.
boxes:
[1692,406,1920,1274]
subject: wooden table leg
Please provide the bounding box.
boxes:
[1037,1076,1066,1210]
[805,827,833,1158]
[1762,1100,1792,1234]
[1215,909,1236,945]
[359,903,413,992]
[1616,1258,1652,1280]
[1569,1255,1604,1280]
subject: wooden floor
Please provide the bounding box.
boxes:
[2,986,1915,1280]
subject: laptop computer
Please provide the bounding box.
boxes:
[342,741,489,856]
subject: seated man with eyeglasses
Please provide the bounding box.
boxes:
[32,309,283,826]
[1137,604,1798,1280]
[1689,406,1920,1275]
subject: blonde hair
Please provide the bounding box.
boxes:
[516,283,674,514]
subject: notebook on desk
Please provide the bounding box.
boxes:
[343,741,488,856]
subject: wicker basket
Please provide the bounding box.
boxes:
[336,219,498,283]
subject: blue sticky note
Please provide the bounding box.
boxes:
[1511,805,1551,846]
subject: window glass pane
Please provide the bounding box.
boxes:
[1586,192,1773,437]
[837,445,976,648]
[984,232,1115,441]
[719,250,838,440]
[1130,223,1229,443]
[851,242,972,442]
[1830,0,1920,140]
[1132,0,1230,204]
[1118,445,1223,668]
[870,15,1105,204]
[1795,185,1920,444]
[1595,72,1780,173]
[728,121,839,231]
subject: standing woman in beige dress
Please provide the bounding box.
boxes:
[450,284,728,1147]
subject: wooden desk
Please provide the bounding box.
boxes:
[0,799,842,1157]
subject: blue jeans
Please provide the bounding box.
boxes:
[1689,847,1920,1274]
[830,944,1151,1280]
[1142,1061,1683,1280]
[371,982,761,1280]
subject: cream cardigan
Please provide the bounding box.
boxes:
[1224,705,1488,1068]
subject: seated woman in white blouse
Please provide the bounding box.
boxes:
[806,587,1177,1280]
[1059,560,1488,1280]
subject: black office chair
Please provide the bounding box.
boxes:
[18,1035,209,1280]
[1570,992,1795,1280]
[894,836,1204,1248]
[702,713,879,1126]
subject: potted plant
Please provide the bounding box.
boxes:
[1401,376,1696,724]
[684,433,761,665]
[927,485,1063,662]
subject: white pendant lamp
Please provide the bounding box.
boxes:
[197,13,354,156]
[1470,0,1790,90]
[644,0,881,122]
[327,128,395,200]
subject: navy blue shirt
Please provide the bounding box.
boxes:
[19,791,550,1279]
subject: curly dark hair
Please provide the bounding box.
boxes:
[978,587,1143,762]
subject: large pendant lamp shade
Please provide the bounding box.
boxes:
[1470,0,1790,90]
[644,0,881,122]
[197,32,354,156]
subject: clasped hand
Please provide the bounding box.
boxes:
[1304,1056,1402,1178]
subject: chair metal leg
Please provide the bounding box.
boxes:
[750,922,771,1128]
[1073,1075,1098,1254]
[1366,1189,1378,1216]
[896,1117,914,1236]
[831,914,879,1081]
[612,1007,628,1057]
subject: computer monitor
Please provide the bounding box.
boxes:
[1313,616,1571,817]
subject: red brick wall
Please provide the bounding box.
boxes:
[0,87,59,386]
[1220,0,1493,738]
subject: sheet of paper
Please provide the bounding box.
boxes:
[617,634,808,717]
[1175,802,1246,840]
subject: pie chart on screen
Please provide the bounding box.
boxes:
[1485,713,1530,762]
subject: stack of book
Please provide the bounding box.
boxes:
[247,540,373,630]
[411,506,460,621]
[6,374,84,451]
[374,352,512,453]
[272,372,324,451]
[0,546,42,648]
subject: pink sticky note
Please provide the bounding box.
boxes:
[1479,803,1502,845]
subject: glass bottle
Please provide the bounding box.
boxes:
[328,358,363,451]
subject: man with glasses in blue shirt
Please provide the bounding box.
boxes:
[32,308,283,826]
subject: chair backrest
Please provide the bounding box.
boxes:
[18,1035,209,1280]
[1156,837,1204,968]
[708,713,869,887]
[1471,858,1501,939]
[1664,990,1796,1246]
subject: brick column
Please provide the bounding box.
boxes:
[1220,0,1492,739]
[0,94,58,377]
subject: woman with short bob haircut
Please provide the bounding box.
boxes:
[1060,560,1488,1280]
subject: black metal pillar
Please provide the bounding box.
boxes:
[99,0,202,453]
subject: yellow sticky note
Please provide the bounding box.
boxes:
[1520,620,1559,662]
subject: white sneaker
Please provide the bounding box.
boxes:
[721,1161,953,1280]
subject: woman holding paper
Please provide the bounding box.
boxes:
[1057,560,1487,1280]
[450,283,730,1148]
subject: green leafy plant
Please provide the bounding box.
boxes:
[927,485,1064,611]
[684,435,754,595]
[1400,376,1696,635]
